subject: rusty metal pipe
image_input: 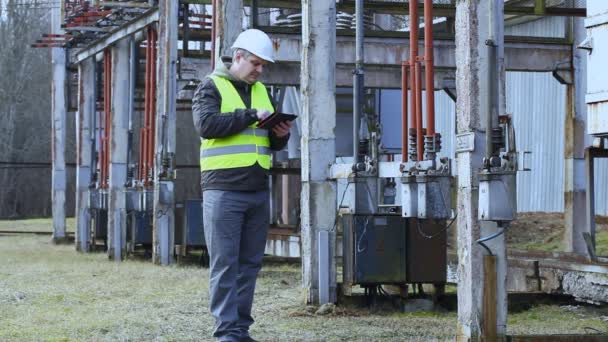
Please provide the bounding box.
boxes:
[149,28,157,186]
[101,56,106,187]
[401,61,409,162]
[106,50,112,190]
[141,30,148,183]
[415,59,424,162]
[103,49,112,189]
[424,0,435,138]
[409,0,419,161]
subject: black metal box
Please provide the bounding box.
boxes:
[342,214,447,286]
[343,214,407,285]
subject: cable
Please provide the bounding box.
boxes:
[476,225,508,256]
[356,215,369,253]
[583,327,606,334]
[330,174,353,232]
[415,214,457,239]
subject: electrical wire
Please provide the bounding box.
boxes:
[583,327,607,335]
[415,214,457,239]
[330,173,354,232]
[476,225,508,256]
[355,215,369,253]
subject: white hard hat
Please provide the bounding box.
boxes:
[231,29,275,63]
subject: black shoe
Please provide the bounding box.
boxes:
[240,336,258,342]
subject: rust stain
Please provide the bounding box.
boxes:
[272,38,280,52]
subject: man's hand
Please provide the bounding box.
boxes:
[272,121,292,138]
[256,109,271,121]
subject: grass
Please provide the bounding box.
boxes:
[0,217,75,233]
[597,230,608,256]
[1,218,607,341]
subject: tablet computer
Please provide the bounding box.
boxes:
[257,112,298,129]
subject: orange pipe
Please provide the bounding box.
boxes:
[107,50,112,189]
[401,61,409,162]
[102,49,112,189]
[424,0,436,137]
[149,29,157,187]
[142,30,148,183]
[139,129,145,183]
[409,0,419,162]
[415,60,423,162]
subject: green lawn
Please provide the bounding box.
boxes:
[1,219,607,341]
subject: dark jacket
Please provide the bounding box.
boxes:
[192,56,289,191]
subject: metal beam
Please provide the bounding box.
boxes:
[183,0,586,17]
[76,57,96,252]
[269,33,572,72]
[73,9,159,63]
[98,1,152,8]
[180,33,571,88]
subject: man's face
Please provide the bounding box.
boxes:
[233,52,268,84]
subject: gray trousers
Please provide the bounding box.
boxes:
[203,189,269,341]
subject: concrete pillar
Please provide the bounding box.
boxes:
[485,0,508,337]
[300,0,337,304]
[76,58,96,252]
[564,16,589,255]
[215,0,243,60]
[455,0,507,340]
[51,4,67,243]
[107,38,132,261]
[153,1,178,265]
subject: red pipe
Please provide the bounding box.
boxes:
[409,0,419,162]
[139,129,145,183]
[149,28,157,187]
[415,59,423,162]
[101,56,106,187]
[142,27,151,184]
[401,61,409,162]
[102,49,112,189]
[106,50,112,189]
[424,0,436,138]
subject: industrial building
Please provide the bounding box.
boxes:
[42,0,608,340]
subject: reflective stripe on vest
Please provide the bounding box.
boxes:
[199,75,274,171]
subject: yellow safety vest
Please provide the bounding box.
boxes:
[199,75,274,171]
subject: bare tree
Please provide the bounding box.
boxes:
[0,0,53,218]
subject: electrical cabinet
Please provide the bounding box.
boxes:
[342,214,446,286]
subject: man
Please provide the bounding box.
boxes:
[192,29,292,342]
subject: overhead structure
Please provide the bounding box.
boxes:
[45,1,608,340]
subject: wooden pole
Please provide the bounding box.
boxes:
[483,255,497,341]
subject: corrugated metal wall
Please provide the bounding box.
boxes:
[506,16,608,215]
[506,72,567,212]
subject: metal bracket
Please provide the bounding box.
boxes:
[517,151,532,172]
[577,36,593,54]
